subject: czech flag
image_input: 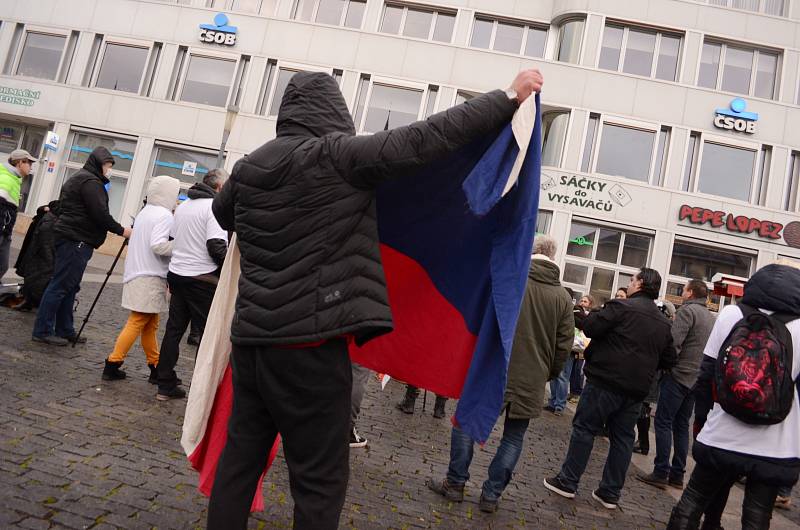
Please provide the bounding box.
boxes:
[181,94,542,511]
[350,94,542,443]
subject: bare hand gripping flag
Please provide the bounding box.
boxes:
[182,94,541,509]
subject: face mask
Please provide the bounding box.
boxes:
[104,182,111,192]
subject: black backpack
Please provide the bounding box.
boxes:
[714,304,796,425]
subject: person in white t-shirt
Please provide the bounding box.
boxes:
[103,175,180,382]
[667,261,800,530]
[155,169,228,401]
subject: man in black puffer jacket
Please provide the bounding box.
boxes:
[207,69,543,530]
[32,146,130,346]
[545,267,677,509]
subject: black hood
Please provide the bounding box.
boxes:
[741,264,800,315]
[187,182,216,200]
[276,72,355,138]
[83,146,115,183]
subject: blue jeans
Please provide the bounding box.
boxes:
[548,360,573,411]
[446,415,530,500]
[33,240,92,338]
[556,382,641,502]
[653,374,694,481]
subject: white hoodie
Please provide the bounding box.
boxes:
[123,175,180,283]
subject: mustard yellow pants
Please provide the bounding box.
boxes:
[108,311,160,365]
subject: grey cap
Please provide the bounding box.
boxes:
[9,148,37,164]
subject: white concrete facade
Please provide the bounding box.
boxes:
[1,0,799,305]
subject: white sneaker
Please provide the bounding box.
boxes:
[349,427,367,448]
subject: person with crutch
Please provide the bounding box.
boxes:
[32,146,131,346]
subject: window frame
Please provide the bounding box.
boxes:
[90,36,157,95]
[12,26,71,81]
[469,14,549,57]
[784,150,800,212]
[354,75,430,133]
[598,22,683,82]
[698,39,781,100]
[292,0,367,29]
[148,140,223,198]
[588,115,665,185]
[175,48,241,108]
[380,2,458,43]
[561,218,655,303]
[684,131,762,204]
[555,16,585,64]
[704,0,786,16]
[58,128,139,220]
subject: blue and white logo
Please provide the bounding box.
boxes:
[199,13,238,46]
[714,98,758,134]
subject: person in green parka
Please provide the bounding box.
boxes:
[0,148,37,281]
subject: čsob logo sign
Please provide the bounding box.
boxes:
[714,98,758,134]
[199,13,238,46]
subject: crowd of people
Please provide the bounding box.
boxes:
[1,65,797,530]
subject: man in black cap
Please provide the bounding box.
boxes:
[32,146,131,346]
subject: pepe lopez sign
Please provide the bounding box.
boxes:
[678,204,800,248]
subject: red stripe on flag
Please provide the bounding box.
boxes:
[350,244,477,398]
[188,363,280,512]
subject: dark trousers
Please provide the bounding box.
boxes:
[654,374,694,481]
[157,272,215,390]
[556,382,641,502]
[207,339,352,530]
[33,240,92,338]
[636,402,652,452]
[668,442,800,530]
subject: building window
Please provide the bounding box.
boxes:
[556,18,584,64]
[150,144,221,192]
[356,82,425,133]
[598,23,682,81]
[784,151,800,212]
[469,16,548,57]
[15,32,67,80]
[562,220,653,305]
[541,110,570,167]
[208,0,265,13]
[585,119,671,184]
[258,64,339,117]
[669,240,752,280]
[536,210,553,235]
[61,132,137,220]
[697,40,780,100]
[381,3,456,43]
[697,141,758,202]
[703,0,785,16]
[292,0,367,29]
[94,42,151,94]
[179,54,237,107]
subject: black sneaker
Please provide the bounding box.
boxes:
[543,476,576,499]
[427,478,464,502]
[349,427,367,448]
[637,472,668,490]
[478,494,499,513]
[61,334,87,345]
[32,335,69,346]
[156,386,186,401]
[543,405,556,413]
[186,333,200,346]
[668,477,684,490]
[592,489,618,509]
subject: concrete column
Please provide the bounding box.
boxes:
[563,109,587,171]
[120,136,155,223]
[650,229,673,297]
[779,50,799,105]
[663,127,689,191]
[681,31,703,85]
[454,9,473,47]
[580,14,604,68]
[150,43,180,101]
[765,146,789,210]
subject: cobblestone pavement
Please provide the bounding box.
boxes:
[1,246,798,529]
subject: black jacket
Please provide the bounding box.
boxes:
[582,292,677,400]
[15,201,59,305]
[54,146,124,248]
[213,72,518,346]
[693,264,800,430]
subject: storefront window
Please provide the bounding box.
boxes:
[668,240,753,280]
[563,220,654,305]
[60,131,137,220]
[151,145,220,190]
